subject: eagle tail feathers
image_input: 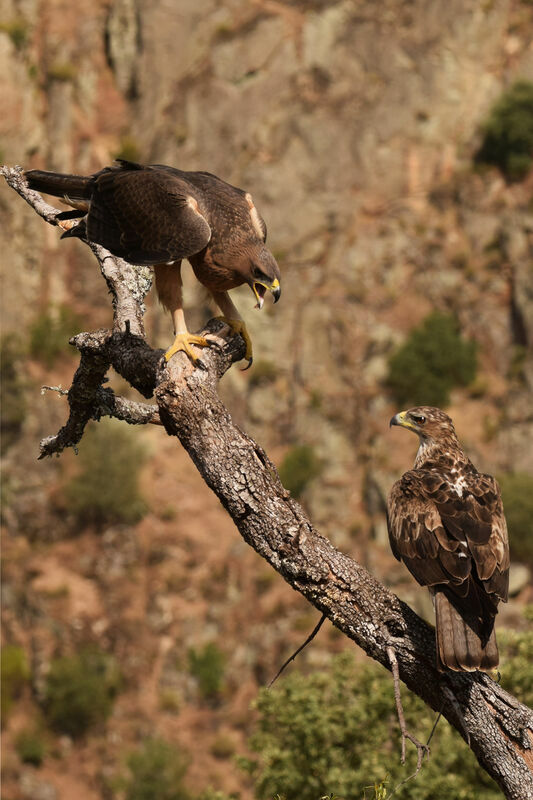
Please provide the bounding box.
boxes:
[25,170,92,200]
[434,590,498,672]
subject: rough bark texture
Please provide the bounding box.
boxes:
[3,165,532,799]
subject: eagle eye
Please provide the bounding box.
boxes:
[411,413,426,425]
[253,268,270,283]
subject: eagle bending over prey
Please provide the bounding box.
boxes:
[25,160,281,367]
[387,407,509,672]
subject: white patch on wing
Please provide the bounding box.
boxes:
[245,192,265,239]
[451,474,468,497]
[187,196,200,214]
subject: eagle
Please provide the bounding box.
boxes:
[24,160,281,367]
[387,406,509,672]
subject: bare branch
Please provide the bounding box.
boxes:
[387,646,430,771]
[268,613,327,688]
[97,393,163,426]
[1,165,66,225]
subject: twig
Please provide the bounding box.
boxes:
[268,613,327,688]
[425,709,443,749]
[387,646,430,772]
[1,165,65,225]
[41,385,68,396]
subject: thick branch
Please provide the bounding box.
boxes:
[4,166,533,799]
[155,347,533,799]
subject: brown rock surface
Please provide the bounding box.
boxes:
[1,1,532,797]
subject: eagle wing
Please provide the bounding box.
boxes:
[85,166,212,265]
[387,469,509,603]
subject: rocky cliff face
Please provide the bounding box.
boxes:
[1,1,532,797]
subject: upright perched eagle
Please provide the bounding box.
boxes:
[25,160,281,366]
[387,407,509,672]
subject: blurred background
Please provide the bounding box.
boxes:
[1,1,532,798]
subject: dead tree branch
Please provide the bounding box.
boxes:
[3,165,533,800]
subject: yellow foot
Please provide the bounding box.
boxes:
[214,317,253,368]
[164,332,209,363]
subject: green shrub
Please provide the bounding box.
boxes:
[125,738,190,800]
[210,733,236,760]
[15,728,46,766]
[114,135,142,163]
[47,61,77,82]
[386,312,477,407]
[240,627,533,800]
[278,444,322,498]
[498,472,533,564]
[0,335,27,454]
[1,645,30,721]
[0,19,29,49]
[248,359,278,387]
[240,651,502,800]
[499,620,533,708]
[475,81,533,181]
[188,642,226,701]
[63,418,147,527]
[197,791,234,800]
[29,304,81,367]
[43,648,120,737]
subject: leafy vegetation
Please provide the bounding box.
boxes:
[188,642,226,702]
[15,727,46,766]
[278,444,322,498]
[63,418,147,527]
[499,611,533,709]
[114,135,143,163]
[240,648,516,799]
[0,19,29,49]
[386,312,477,407]
[43,648,120,737]
[125,738,191,800]
[475,81,533,181]
[498,472,533,564]
[29,304,81,367]
[247,359,279,387]
[47,61,77,82]
[0,335,27,454]
[1,645,30,721]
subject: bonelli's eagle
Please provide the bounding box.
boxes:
[25,160,281,367]
[387,407,509,672]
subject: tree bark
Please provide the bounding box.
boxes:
[3,165,532,799]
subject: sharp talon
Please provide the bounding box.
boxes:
[214,316,253,365]
[164,332,209,364]
[196,358,207,371]
[241,357,253,372]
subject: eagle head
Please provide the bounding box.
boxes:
[389,406,457,441]
[246,245,281,310]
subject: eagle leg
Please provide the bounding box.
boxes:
[154,263,210,364]
[211,291,253,369]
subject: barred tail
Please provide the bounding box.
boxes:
[25,170,92,200]
[434,590,499,672]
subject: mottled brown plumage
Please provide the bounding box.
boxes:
[387,407,509,672]
[25,160,281,365]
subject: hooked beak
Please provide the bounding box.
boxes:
[252,278,281,309]
[389,411,418,432]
